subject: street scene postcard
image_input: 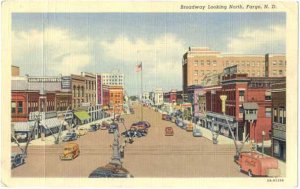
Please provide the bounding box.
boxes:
[1,1,298,187]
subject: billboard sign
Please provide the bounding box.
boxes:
[61,76,71,89]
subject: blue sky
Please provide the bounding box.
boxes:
[12,13,285,95]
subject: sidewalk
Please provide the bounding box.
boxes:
[12,116,114,147]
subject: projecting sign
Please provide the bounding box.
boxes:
[61,76,71,89]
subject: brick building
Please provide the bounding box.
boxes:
[271,81,286,161]
[204,66,284,142]
[71,74,85,109]
[11,76,71,122]
[182,47,286,92]
[108,85,124,114]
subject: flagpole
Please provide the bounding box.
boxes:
[141,62,143,121]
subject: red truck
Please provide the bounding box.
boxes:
[237,151,281,177]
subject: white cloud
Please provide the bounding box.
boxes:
[226,25,285,54]
[100,34,185,91]
[12,27,92,75]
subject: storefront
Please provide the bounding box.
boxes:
[40,117,68,137]
[13,121,37,141]
[206,112,238,139]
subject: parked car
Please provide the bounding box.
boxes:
[60,143,80,160]
[193,128,202,137]
[89,163,133,178]
[131,122,148,134]
[11,153,25,169]
[108,123,118,134]
[186,123,193,132]
[88,125,98,132]
[237,152,281,177]
[62,132,78,142]
[76,128,88,136]
[15,133,27,143]
[165,127,174,136]
[101,121,109,130]
[165,115,172,121]
[161,113,167,120]
[95,123,101,130]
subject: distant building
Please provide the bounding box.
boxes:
[101,70,124,87]
[108,85,124,114]
[154,88,164,106]
[81,72,96,106]
[182,47,286,92]
[271,80,286,161]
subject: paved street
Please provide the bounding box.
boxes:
[12,103,246,177]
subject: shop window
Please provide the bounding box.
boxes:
[18,101,23,113]
[265,107,271,117]
[239,107,244,118]
[273,140,280,157]
[11,102,16,113]
[273,108,277,122]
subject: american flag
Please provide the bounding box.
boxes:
[135,62,142,72]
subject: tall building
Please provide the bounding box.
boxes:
[81,72,96,106]
[101,70,124,87]
[108,85,124,114]
[182,47,286,92]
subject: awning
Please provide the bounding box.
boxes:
[40,118,66,129]
[243,102,258,110]
[74,111,91,121]
[13,121,35,132]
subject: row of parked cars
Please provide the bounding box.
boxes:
[162,113,203,137]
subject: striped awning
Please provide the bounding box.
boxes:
[40,118,66,129]
[13,121,35,132]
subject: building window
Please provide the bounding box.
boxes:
[251,72,255,76]
[239,107,244,118]
[11,102,16,113]
[273,108,277,122]
[226,61,229,67]
[18,101,23,113]
[194,70,198,76]
[273,140,280,156]
[279,108,286,124]
[194,61,198,66]
[213,70,217,74]
[256,62,260,66]
[279,70,283,75]
[207,61,210,66]
[265,107,271,117]
[257,71,260,76]
[251,62,255,66]
[247,62,250,67]
[273,70,277,76]
[213,61,217,66]
[239,90,245,102]
[279,60,283,66]
[273,61,277,66]
[200,60,204,66]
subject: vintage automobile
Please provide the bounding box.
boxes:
[60,143,80,160]
[130,122,148,134]
[76,128,88,136]
[193,128,203,137]
[11,153,25,169]
[62,132,78,142]
[15,133,27,143]
[88,125,98,132]
[101,121,109,130]
[108,123,118,134]
[237,151,281,177]
[161,113,167,120]
[165,127,174,136]
[185,122,193,132]
[89,163,133,178]
[95,123,101,130]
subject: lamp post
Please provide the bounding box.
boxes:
[262,131,265,156]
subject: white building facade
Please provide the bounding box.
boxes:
[100,70,124,87]
[154,88,164,106]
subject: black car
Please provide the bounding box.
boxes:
[108,123,118,134]
[89,164,133,178]
[88,125,98,132]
